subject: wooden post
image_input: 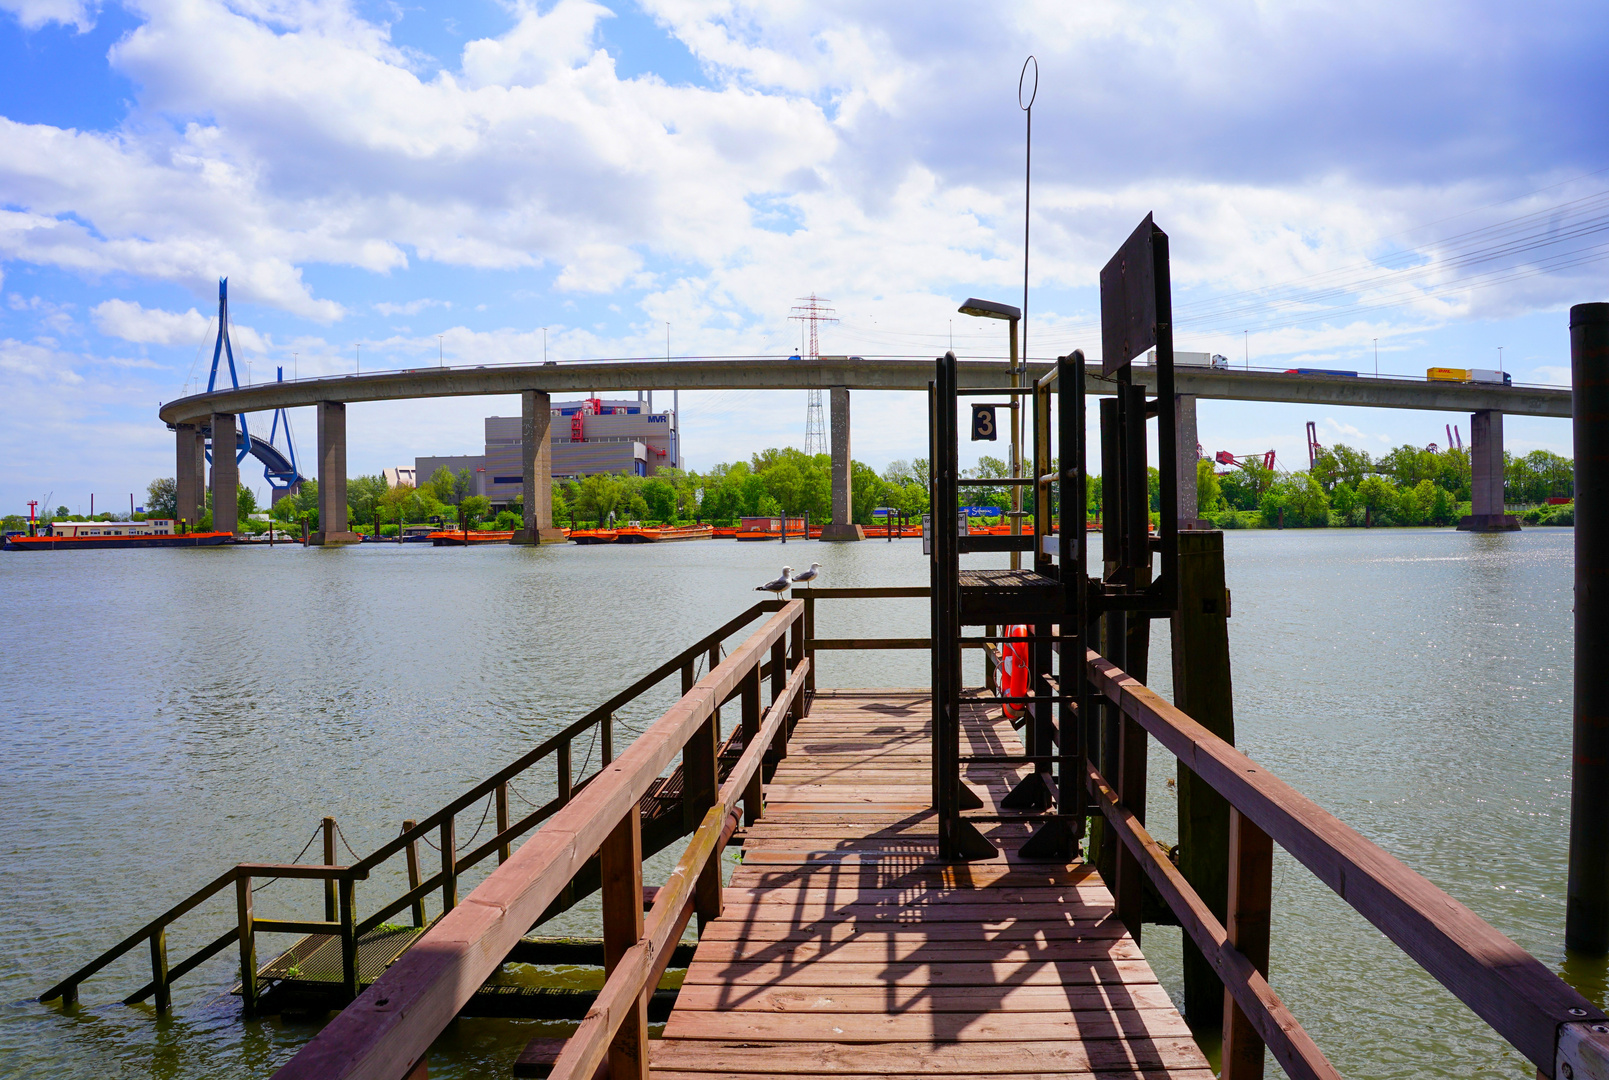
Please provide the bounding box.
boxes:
[1114,702,1147,943]
[788,616,805,731]
[1095,607,1127,888]
[338,876,359,1000]
[235,876,258,1016]
[558,739,573,804]
[600,810,649,1080]
[985,624,997,692]
[708,645,722,742]
[496,784,510,864]
[323,816,338,922]
[1221,808,1274,1080]
[439,817,457,913]
[403,819,425,927]
[769,639,788,762]
[1171,529,1237,1027]
[803,594,816,701]
[1570,302,1609,954]
[741,666,763,826]
[684,707,721,928]
[149,928,170,1014]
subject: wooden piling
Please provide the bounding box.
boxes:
[1222,807,1274,1080]
[403,819,425,927]
[323,817,337,922]
[1171,529,1237,1027]
[1570,301,1609,954]
[235,876,257,1016]
[600,809,649,1080]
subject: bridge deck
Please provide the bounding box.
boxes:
[653,689,1211,1079]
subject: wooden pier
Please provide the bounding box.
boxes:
[645,689,1208,1079]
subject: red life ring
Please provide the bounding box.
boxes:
[1001,625,1029,720]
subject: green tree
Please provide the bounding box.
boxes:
[146,478,178,519]
[236,483,259,523]
[460,495,491,526]
[575,473,624,524]
[1355,474,1395,524]
[1397,479,1438,525]
[424,466,456,503]
[347,474,387,523]
[1195,459,1222,513]
[1331,482,1358,520]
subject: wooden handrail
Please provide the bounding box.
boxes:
[39,862,356,1005]
[43,601,789,1011]
[352,600,788,873]
[272,600,805,1080]
[1085,760,1339,1080]
[1082,647,1609,1078]
[550,655,809,1080]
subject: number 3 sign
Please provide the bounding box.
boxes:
[971,404,999,441]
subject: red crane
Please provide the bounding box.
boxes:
[1214,449,1276,472]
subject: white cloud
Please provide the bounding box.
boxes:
[91,299,271,354]
[374,298,449,317]
[0,0,94,31]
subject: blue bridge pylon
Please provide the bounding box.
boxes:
[203,277,307,495]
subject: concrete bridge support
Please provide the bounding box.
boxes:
[175,423,204,530]
[514,389,566,544]
[312,401,362,545]
[210,413,238,535]
[821,387,863,541]
[1176,394,1205,528]
[1459,409,1520,531]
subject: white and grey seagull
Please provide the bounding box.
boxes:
[791,563,822,587]
[756,566,794,596]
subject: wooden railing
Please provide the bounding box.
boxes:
[40,600,795,1015]
[272,599,809,1080]
[1080,647,1609,1080]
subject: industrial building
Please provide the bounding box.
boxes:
[411,397,678,508]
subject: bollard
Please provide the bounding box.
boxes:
[1569,302,1609,954]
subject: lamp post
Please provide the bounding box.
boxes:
[958,297,1023,569]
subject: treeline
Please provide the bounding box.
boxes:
[1187,444,1574,528]
[86,440,1571,539]
[553,449,934,527]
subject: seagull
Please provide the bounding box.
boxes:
[791,563,822,587]
[756,566,794,596]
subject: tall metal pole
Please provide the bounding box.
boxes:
[1568,301,1609,954]
[1016,56,1036,573]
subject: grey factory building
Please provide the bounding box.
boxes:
[413,397,679,509]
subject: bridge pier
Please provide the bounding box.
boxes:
[1459,409,1520,531]
[514,390,565,544]
[821,387,863,541]
[175,423,204,531]
[312,401,362,545]
[1176,393,1205,527]
[210,413,238,535]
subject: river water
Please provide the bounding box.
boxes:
[0,528,1598,1079]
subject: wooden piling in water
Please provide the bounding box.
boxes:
[1170,529,1237,1028]
[1570,301,1609,955]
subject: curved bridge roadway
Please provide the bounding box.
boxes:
[157,357,1571,543]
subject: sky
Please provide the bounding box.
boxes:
[1,0,1606,514]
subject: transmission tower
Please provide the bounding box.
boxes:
[790,294,838,456]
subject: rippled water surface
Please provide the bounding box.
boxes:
[0,529,1598,1079]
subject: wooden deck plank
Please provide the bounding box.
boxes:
[654,691,1208,1079]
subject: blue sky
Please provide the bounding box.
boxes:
[1,0,1604,514]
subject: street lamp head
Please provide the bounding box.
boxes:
[958,298,1021,321]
